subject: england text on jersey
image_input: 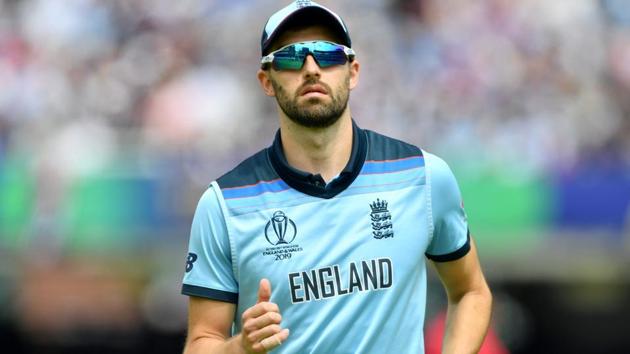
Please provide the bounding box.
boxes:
[288,258,393,303]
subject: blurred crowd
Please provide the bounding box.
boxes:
[1,0,630,352]
[366,0,630,174]
[1,0,629,189]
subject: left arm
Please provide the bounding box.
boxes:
[432,236,492,354]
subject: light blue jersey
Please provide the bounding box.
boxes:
[182,121,470,353]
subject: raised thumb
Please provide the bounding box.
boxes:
[257,278,272,303]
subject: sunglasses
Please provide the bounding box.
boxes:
[261,40,356,70]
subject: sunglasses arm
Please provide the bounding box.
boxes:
[345,47,356,60]
[261,54,274,69]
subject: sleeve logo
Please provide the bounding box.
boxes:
[185,252,198,273]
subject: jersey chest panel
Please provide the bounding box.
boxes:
[227,184,430,331]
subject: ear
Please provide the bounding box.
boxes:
[348,59,360,90]
[257,69,276,97]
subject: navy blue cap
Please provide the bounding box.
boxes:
[260,1,352,56]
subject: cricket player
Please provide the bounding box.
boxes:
[182,1,492,353]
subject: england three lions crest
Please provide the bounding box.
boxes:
[370,199,393,239]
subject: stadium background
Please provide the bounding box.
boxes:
[1,0,629,353]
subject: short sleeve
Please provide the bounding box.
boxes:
[181,184,238,303]
[424,152,471,262]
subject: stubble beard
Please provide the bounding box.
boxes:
[271,76,350,129]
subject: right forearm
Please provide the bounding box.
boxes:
[184,334,245,354]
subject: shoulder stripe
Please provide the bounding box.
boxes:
[365,155,423,163]
[222,179,290,199]
[222,178,283,191]
[362,156,424,175]
[348,177,420,191]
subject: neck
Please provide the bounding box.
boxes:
[279,112,353,182]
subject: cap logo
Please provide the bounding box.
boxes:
[296,0,313,8]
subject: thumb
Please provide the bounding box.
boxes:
[257,278,271,303]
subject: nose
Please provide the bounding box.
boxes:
[301,54,321,79]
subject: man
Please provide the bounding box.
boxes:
[181,1,492,353]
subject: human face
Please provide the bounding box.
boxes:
[258,26,360,128]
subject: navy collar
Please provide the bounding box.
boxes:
[268,120,367,199]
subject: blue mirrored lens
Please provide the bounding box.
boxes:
[272,41,349,70]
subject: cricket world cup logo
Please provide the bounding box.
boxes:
[265,211,297,246]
